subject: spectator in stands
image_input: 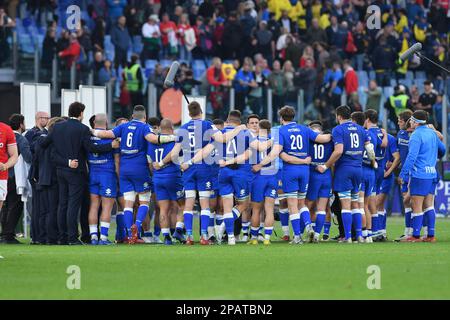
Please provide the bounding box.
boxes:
[212,17,225,58]
[268,60,288,122]
[199,0,215,19]
[107,0,127,30]
[433,93,444,131]
[160,13,177,59]
[248,64,268,117]
[111,15,131,69]
[240,2,257,57]
[93,51,105,72]
[323,61,344,108]
[58,33,81,69]
[177,13,193,63]
[283,60,297,107]
[279,9,295,34]
[98,60,116,86]
[284,35,304,69]
[352,21,369,71]
[418,80,438,123]
[255,20,274,66]
[222,12,243,60]
[123,54,143,110]
[192,16,212,60]
[295,57,317,109]
[234,59,257,113]
[179,69,201,95]
[300,45,315,68]
[365,80,382,113]
[141,14,161,61]
[41,28,57,76]
[343,59,359,110]
[0,6,15,67]
[313,41,330,73]
[0,114,31,244]
[56,29,70,53]
[91,17,106,52]
[372,36,397,88]
[306,18,327,45]
[123,4,141,36]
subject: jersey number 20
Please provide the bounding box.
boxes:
[290,135,303,150]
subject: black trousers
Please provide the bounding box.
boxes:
[36,187,47,243]
[56,169,85,243]
[30,181,40,242]
[0,178,23,240]
[331,192,344,238]
[42,183,59,244]
[80,180,90,242]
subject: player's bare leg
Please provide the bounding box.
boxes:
[249,201,262,244]
[312,197,328,243]
[88,194,101,245]
[263,197,275,245]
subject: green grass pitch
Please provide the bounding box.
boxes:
[1,217,450,300]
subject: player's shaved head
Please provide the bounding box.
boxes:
[94,113,107,127]
[159,118,173,133]
[132,105,146,120]
[351,111,365,126]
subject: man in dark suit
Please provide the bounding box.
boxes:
[41,102,119,245]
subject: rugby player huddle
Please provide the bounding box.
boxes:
[87,102,445,246]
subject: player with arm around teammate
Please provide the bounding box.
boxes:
[253,106,332,245]
[316,106,374,243]
[148,119,185,245]
[93,105,177,244]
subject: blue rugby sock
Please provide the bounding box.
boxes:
[289,213,301,236]
[115,212,125,240]
[300,207,311,232]
[232,207,241,220]
[135,205,149,235]
[412,212,424,238]
[100,221,110,241]
[224,212,234,236]
[154,225,161,237]
[371,214,379,233]
[352,209,362,238]
[250,226,259,239]
[175,221,184,233]
[183,211,193,236]
[264,227,273,239]
[200,209,210,237]
[342,210,352,240]
[323,221,331,235]
[215,214,224,227]
[123,207,134,236]
[242,221,250,235]
[424,207,435,237]
[279,209,289,235]
[314,211,326,235]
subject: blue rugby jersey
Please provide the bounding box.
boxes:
[397,129,410,168]
[147,138,179,176]
[275,122,319,169]
[332,121,369,169]
[112,120,154,174]
[88,131,118,173]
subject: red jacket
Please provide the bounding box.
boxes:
[345,68,358,95]
[59,41,81,68]
[206,66,226,87]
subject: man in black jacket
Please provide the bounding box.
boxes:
[0,114,32,244]
[41,102,119,245]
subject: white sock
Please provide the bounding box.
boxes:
[89,224,98,239]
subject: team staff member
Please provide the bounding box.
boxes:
[41,102,118,245]
[398,110,446,242]
[0,115,30,244]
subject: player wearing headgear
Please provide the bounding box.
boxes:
[172,102,247,245]
[398,110,446,242]
[317,106,374,243]
[254,106,332,245]
[395,110,413,241]
[248,119,277,245]
[87,114,120,245]
[92,105,177,244]
[147,119,185,245]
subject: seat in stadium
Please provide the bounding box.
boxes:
[132,35,143,54]
[193,59,206,79]
[145,59,158,78]
[18,34,35,54]
[160,59,172,69]
[415,70,426,80]
[357,71,369,88]
[368,70,376,80]
[398,78,413,88]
